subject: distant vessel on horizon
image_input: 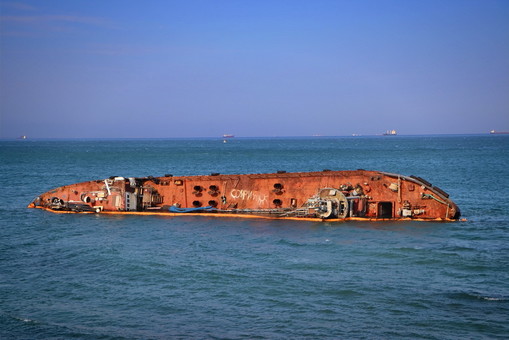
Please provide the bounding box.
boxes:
[383,130,397,136]
[223,134,234,138]
[18,135,27,140]
[490,130,509,135]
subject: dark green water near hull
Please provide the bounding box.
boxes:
[1,135,508,339]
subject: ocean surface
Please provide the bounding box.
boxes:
[1,135,508,339]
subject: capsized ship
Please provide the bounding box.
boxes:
[28,170,460,221]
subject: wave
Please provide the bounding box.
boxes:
[448,290,508,302]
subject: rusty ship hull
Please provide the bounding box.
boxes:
[28,170,460,222]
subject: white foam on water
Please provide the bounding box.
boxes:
[481,296,506,301]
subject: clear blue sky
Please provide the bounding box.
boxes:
[1,0,508,138]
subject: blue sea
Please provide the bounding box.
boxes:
[1,135,508,339]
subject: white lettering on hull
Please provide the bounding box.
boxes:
[230,189,268,205]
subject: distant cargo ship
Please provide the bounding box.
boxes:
[28,169,461,222]
[223,134,235,138]
[383,130,397,136]
[490,130,509,135]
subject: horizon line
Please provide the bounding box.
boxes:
[2,132,506,141]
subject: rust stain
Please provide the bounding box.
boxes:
[28,170,461,222]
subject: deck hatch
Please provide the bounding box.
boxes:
[378,202,393,218]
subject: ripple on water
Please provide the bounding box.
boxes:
[1,136,509,339]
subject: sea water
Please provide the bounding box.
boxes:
[1,135,508,339]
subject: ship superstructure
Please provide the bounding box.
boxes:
[29,170,460,221]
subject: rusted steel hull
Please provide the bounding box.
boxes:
[28,170,460,221]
